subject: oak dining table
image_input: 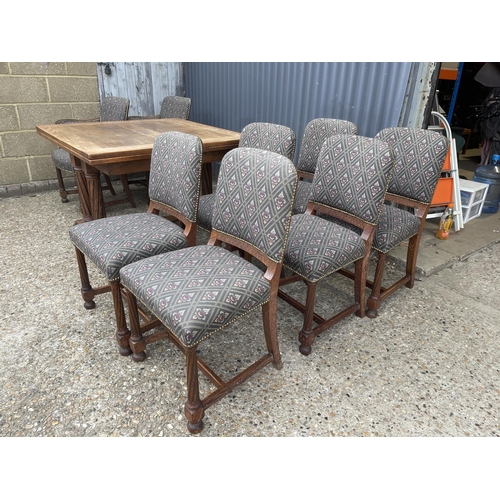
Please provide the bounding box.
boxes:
[36,118,241,223]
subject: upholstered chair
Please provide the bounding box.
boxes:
[128,96,191,120]
[364,127,449,318]
[197,121,296,232]
[68,131,203,357]
[52,96,132,205]
[278,134,395,355]
[292,118,359,215]
[119,147,298,433]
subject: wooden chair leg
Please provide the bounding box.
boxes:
[102,174,117,196]
[405,233,420,289]
[120,175,137,208]
[55,167,69,203]
[126,289,147,362]
[110,282,132,357]
[74,246,96,310]
[366,251,386,319]
[184,347,205,434]
[262,297,283,369]
[298,281,317,356]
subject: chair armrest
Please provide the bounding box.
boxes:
[55,117,100,124]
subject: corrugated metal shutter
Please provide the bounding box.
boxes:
[184,62,414,160]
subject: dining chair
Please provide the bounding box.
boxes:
[362,127,449,318]
[119,147,298,433]
[197,121,296,232]
[125,96,192,194]
[128,96,191,120]
[292,118,359,215]
[278,134,395,355]
[51,96,133,206]
[68,131,203,357]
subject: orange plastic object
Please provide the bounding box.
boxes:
[431,177,454,206]
[441,149,451,171]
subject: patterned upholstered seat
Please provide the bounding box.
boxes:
[128,96,191,120]
[364,127,449,318]
[279,134,395,355]
[292,118,358,215]
[197,121,296,232]
[68,131,203,357]
[120,147,298,433]
[52,96,131,205]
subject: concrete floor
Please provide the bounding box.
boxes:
[1,157,498,495]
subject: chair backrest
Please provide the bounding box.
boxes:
[148,131,203,224]
[239,122,296,161]
[297,118,359,174]
[100,96,130,122]
[309,134,394,226]
[211,147,298,263]
[374,127,449,205]
[159,96,192,119]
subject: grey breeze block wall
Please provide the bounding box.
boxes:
[0,62,100,197]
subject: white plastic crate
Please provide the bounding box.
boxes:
[459,179,489,223]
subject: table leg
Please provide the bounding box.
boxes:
[72,156,92,223]
[85,165,106,220]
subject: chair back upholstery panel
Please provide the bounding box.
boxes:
[148,132,203,223]
[159,96,192,119]
[374,127,449,204]
[297,118,359,174]
[310,134,394,225]
[100,96,130,122]
[211,147,298,262]
[239,122,296,161]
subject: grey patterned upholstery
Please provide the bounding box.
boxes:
[372,128,449,254]
[296,118,359,175]
[197,122,296,232]
[128,96,191,120]
[52,96,130,202]
[69,131,203,282]
[284,134,394,281]
[293,118,359,215]
[375,127,448,204]
[372,204,421,254]
[120,147,298,347]
[363,127,449,319]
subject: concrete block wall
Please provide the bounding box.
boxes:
[0,62,100,197]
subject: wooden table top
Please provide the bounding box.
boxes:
[36,118,241,166]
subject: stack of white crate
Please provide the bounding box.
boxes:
[458,179,489,223]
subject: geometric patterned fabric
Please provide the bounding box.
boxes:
[372,204,421,254]
[284,135,394,281]
[308,134,394,225]
[284,214,366,282]
[197,122,297,232]
[374,127,449,204]
[210,147,298,262]
[159,96,192,119]
[296,118,359,174]
[292,180,313,216]
[68,131,203,281]
[293,118,358,215]
[119,147,298,347]
[147,132,203,223]
[69,213,187,281]
[120,246,271,347]
[99,96,130,122]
